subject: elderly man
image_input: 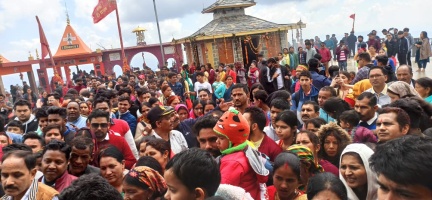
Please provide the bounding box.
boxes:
[396,65,415,88]
[2,150,59,200]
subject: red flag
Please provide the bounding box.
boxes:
[92,0,117,23]
[349,14,356,19]
[36,16,49,59]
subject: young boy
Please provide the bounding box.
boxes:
[6,120,23,134]
[164,148,221,200]
[214,108,268,200]
[339,110,377,143]
[115,96,137,136]
[192,72,212,97]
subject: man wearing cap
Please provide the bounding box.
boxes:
[147,106,188,154]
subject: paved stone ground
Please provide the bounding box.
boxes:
[329,57,430,80]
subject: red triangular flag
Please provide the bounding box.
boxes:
[349,14,356,19]
[92,0,117,24]
[36,16,49,59]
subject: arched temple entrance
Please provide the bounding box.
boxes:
[102,42,183,76]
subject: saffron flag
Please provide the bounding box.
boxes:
[36,16,49,59]
[92,0,117,24]
[349,14,356,19]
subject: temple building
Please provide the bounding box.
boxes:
[179,0,306,68]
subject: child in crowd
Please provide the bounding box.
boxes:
[6,120,23,134]
[214,108,269,200]
[339,110,377,143]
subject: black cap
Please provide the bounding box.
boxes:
[147,106,175,124]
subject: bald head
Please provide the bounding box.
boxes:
[396,65,413,84]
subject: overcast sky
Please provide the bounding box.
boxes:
[0,0,428,90]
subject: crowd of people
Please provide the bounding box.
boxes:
[0,28,431,200]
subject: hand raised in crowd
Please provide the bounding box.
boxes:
[219,99,233,112]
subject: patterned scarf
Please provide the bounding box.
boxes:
[288,144,324,173]
[127,166,167,196]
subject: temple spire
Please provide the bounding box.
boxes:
[65,1,70,25]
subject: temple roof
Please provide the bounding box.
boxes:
[54,23,92,58]
[202,0,256,13]
[188,14,293,39]
[0,55,10,63]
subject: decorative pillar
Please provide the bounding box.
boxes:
[64,66,72,86]
[27,70,38,96]
[0,76,6,95]
[37,62,51,93]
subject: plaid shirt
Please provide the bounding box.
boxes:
[351,65,371,84]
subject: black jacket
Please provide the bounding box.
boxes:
[398,37,409,55]
[385,39,397,57]
[259,66,276,94]
[272,66,291,90]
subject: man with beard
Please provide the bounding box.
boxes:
[300,101,320,127]
[66,101,87,129]
[47,93,61,107]
[354,92,378,130]
[68,136,100,177]
[87,110,136,169]
[40,140,77,192]
[147,106,188,154]
[192,115,221,158]
[13,99,38,133]
[356,35,366,50]
[2,150,59,200]
[244,106,282,162]
[231,83,249,114]
[365,67,390,106]
[93,97,139,159]
[47,107,75,145]
[136,74,147,88]
[73,78,86,93]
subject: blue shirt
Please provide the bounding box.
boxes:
[169,82,185,100]
[319,108,336,123]
[67,115,88,129]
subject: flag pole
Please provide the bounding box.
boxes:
[114,3,128,72]
[352,14,355,31]
[153,0,165,68]
[35,16,56,71]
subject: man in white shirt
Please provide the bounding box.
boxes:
[147,106,188,154]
